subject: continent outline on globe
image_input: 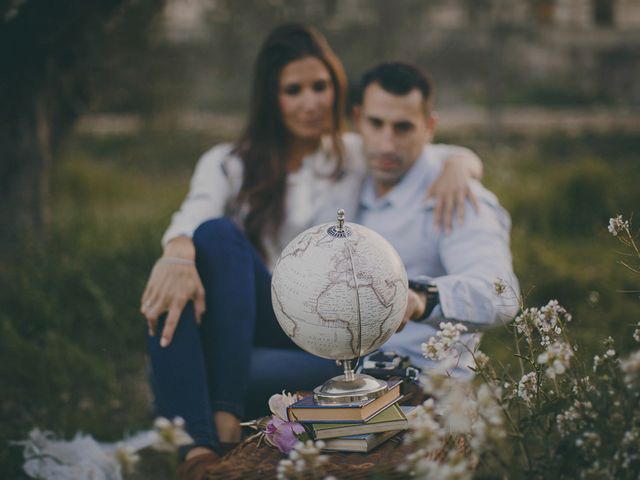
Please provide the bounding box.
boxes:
[271,220,408,361]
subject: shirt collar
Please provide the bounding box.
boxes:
[296,135,338,176]
[360,146,436,210]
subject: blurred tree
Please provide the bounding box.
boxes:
[0,0,165,246]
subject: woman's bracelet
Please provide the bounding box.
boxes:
[157,257,196,266]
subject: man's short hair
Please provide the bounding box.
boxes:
[359,62,434,111]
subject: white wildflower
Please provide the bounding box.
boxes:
[115,444,140,474]
[153,417,171,430]
[403,380,504,477]
[533,300,571,346]
[593,337,618,372]
[277,440,328,479]
[469,350,490,371]
[422,322,468,361]
[616,429,640,469]
[514,309,535,337]
[556,400,595,437]
[633,322,640,343]
[408,455,471,480]
[442,384,477,434]
[517,372,538,404]
[537,341,574,379]
[576,431,602,456]
[593,354,603,372]
[404,398,446,454]
[493,278,507,295]
[620,350,640,389]
[608,214,629,236]
[276,459,294,480]
[151,416,192,452]
[557,407,581,437]
[470,383,506,453]
[502,381,517,401]
[572,376,596,395]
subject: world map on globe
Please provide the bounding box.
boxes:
[271,219,408,361]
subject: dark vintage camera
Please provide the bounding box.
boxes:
[357,350,421,381]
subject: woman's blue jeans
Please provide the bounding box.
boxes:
[146,218,340,453]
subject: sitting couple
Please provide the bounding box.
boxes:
[140,23,519,477]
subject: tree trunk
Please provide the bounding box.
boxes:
[0,0,144,247]
[0,92,56,246]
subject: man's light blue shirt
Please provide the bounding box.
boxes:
[356,144,519,372]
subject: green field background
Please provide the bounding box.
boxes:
[2,126,639,476]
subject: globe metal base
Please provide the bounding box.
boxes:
[313,372,389,405]
[312,358,389,405]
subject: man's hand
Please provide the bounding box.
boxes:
[428,153,481,234]
[397,289,427,333]
[140,236,205,347]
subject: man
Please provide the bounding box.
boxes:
[353,62,519,373]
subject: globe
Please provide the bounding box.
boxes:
[271,210,408,363]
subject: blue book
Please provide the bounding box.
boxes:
[286,379,402,423]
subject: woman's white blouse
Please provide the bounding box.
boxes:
[162,133,366,270]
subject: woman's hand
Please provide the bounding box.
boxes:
[428,150,482,234]
[140,236,206,347]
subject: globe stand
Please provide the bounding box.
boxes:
[313,358,389,405]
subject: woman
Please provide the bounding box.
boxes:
[141,24,481,474]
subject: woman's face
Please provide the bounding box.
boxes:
[278,56,334,142]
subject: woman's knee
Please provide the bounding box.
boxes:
[192,218,255,269]
[193,218,244,247]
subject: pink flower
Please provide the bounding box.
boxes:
[265,416,305,454]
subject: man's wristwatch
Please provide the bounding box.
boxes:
[408,276,439,320]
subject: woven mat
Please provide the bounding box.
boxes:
[204,433,465,480]
[204,382,465,479]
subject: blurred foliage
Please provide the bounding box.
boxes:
[73,1,640,118]
[463,131,640,372]
[501,82,615,107]
[1,129,638,476]
[0,132,193,477]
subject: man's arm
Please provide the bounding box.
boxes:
[422,183,520,328]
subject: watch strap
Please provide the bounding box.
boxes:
[408,279,440,320]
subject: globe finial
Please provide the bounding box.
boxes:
[326,209,351,238]
[337,209,345,231]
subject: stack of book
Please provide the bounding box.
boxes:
[286,380,417,452]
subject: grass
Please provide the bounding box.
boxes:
[1,128,638,477]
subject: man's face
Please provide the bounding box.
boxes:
[356,82,435,194]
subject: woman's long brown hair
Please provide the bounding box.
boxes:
[233,24,347,258]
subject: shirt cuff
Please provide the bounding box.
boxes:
[161,228,194,248]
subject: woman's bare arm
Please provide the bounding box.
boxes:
[140,236,206,347]
[428,148,483,233]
